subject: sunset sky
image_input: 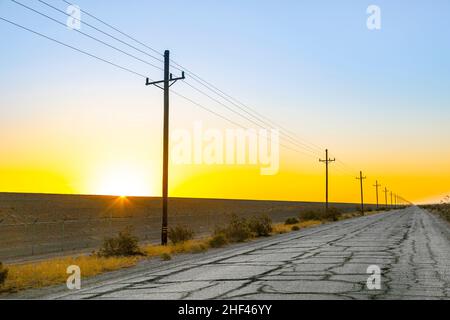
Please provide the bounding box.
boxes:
[1,0,450,204]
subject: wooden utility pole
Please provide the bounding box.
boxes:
[146,50,185,245]
[356,171,367,215]
[390,191,393,209]
[373,180,381,210]
[319,149,335,211]
[383,187,389,209]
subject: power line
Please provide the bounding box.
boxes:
[184,81,322,156]
[182,76,323,155]
[0,14,247,141]
[2,3,414,204]
[11,0,163,71]
[171,90,246,129]
[0,16,149,79]
[51,0,323,158]
[59,0,325,157]
[55,0,397,184]
[61,0,164,58]
[63,0,369,170]
[170,61,325,154]
[0,15,316,160]
[7,3,263,136]
[182,81,321,157]
[171,90,319,159]
[38,0,164,67]
[334,162,356,177]
[12,1,400,197]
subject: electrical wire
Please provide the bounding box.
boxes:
[0,16,150,79]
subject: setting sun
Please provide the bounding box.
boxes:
[93,164,154,197]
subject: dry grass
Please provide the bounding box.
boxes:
[272,220,322,234]
[1,239,212,294]
[1,255,141,293]
[143,238,210,256]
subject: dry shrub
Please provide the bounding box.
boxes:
[98,227,143,257]
[218,214,252,243]
[285,217,299,225]
[248,215,272,237]
[215,214,272,242]
[168,225,194,244]
[299,208,342,222]
[209,233,228,248]
[299,210,323,221]
[322,207,342,221]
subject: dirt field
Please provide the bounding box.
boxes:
[0,193,371,261]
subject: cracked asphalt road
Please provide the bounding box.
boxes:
[38,207,450,300]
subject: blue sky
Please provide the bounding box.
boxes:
[1,0,450,202]
[2,0,449,130]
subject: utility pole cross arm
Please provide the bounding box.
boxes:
[146,71,185,87]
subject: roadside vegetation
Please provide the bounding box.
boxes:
[1,255,140,294]
[97,227,144,257]
[0,208,389,295]
[421,203,450,223]
[168,225,195,244]
[297,207,343,222]
[212,214,272,243]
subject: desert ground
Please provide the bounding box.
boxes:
[0,193,373,262]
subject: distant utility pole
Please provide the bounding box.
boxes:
[146,50,185,245]
[383,187,389,209]
[319,149,335,211]
[373,180,381,210]
[390,191,393,209]
[356,171,367,215]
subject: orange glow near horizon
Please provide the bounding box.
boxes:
[1,144,449,204]
[1,104,449,204]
